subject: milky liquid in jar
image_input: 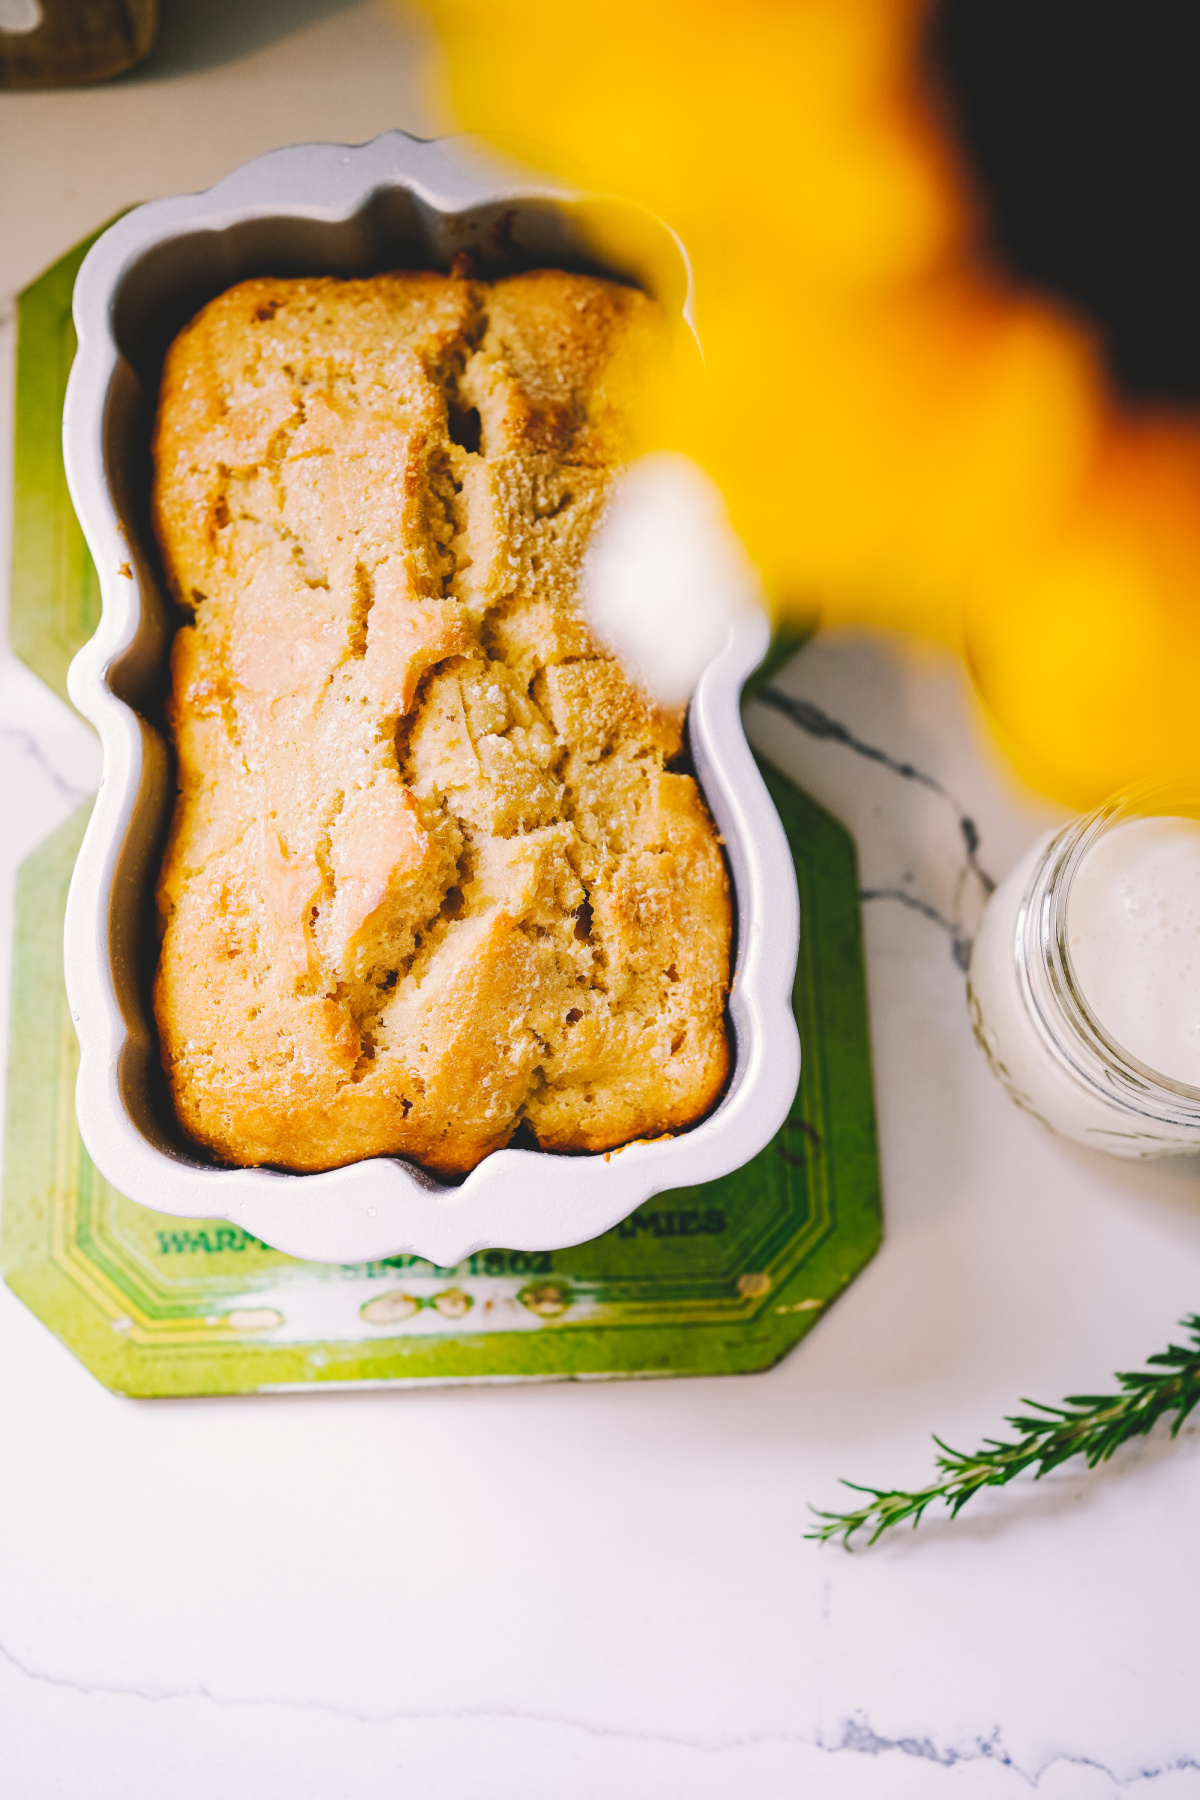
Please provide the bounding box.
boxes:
[968,785,1200,1157]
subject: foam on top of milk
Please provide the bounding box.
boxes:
[1068,815,1200,1087]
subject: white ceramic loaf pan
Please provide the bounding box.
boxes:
[61,130,800,1266]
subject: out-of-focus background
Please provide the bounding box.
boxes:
[1,0,442,291]
[419,0,1200,806]
[8,0,1200,805]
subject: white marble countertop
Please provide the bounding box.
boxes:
[3,9,1200,1796]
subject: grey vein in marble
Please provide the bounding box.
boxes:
[856,884,977,971]
[0,719,91,805]
[825,1713,1200,1788]
[2,1628,1196,1791]
[0,652,103,803]
[755,683,997,970]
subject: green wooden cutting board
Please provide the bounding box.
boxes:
[1,232,882,1396]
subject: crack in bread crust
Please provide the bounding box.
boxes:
[151,268,731,1175]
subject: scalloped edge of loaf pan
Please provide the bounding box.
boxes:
[61,131,800,1266]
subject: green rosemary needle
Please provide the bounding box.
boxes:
[808,1313,1200,1548]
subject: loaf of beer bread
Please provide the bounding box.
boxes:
[151,267,731,1175]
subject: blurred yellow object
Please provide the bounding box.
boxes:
[966,420,1200,803]
[417,0,1200,801]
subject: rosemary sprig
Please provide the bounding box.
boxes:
[809,1314,1200,1547]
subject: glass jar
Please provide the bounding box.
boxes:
[967,780,1200,1158]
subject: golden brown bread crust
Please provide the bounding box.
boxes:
[151,267,731,1175]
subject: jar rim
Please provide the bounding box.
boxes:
[1022,778,1200,1118]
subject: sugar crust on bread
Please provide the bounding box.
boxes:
[151,268,731,1175]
